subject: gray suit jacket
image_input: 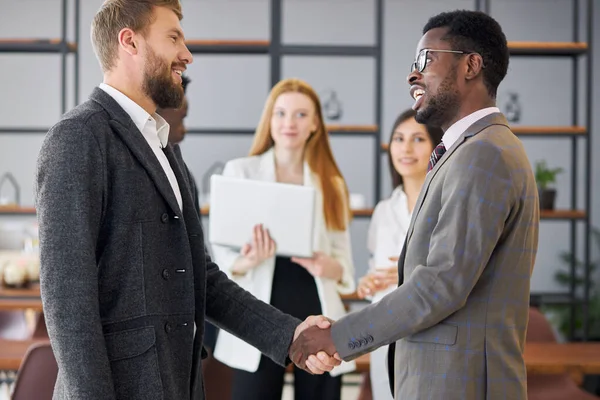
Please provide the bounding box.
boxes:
[331,113,539,399]
[35,87,301,400]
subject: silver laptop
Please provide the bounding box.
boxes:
[208,174,316,258]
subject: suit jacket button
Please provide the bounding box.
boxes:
[162,269,170,280]
[360,338,368,346]
[367,335,374,343]
[161,213,169,223]
[348,342,354,349]
[165,322,173,333]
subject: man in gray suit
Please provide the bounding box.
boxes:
[291,10,540,399]
[34,1,339,399]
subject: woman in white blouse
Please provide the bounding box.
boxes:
[356,109,443,400]
[211,78,356,400]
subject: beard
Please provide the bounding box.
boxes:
[142,45,184,109]
[415,66,460,128]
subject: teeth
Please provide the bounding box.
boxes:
[413,89,425,100]
[174,70,182,76]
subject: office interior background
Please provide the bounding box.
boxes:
[0,0,599,398]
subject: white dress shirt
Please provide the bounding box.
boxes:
[442,107,501,150]
[367,185,411,303]
[99,83,183,212]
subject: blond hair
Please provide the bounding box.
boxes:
[91,0,182,72]
[249,78,352,231]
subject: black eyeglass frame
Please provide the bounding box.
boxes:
[410,48,484,73]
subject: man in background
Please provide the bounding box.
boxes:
[158,74,189,146]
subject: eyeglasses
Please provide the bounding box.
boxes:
[410,48,476,73]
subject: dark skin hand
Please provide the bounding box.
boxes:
[289,325,339,372]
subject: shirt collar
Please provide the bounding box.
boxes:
[99,83,170,148]
[442,107,500,150]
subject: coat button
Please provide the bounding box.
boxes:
[161,213,169,223]
[165,322,173,333]
[367,335,374,343]
[162,269,170,280]
[348,342,355,349]
[360,338,368,346]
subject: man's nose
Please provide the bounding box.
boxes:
[407,70,421,85]
[180,45,193,65]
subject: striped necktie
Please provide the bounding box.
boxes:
[427,142,447,172]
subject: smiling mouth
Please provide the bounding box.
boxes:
[172,69,183,83]
[398,158,418,164]
[412,88,425,111]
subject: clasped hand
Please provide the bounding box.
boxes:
[289,315,342,374]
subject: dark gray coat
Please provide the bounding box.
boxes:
[35,87,300,400]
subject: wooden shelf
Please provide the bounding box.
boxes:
[327,125,378,134]
[380,126,587,151]
[200,206,373,218]
[346,209,586,220]
[540,210,585,220]
[0,39,77,53]
[1,207,584,220]
[0,206,36,215]
[508,41,587,56]
[185,40,269,54]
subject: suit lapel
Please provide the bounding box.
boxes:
[163,145,204,234]
[258,147,277,182]
[404,113,510,244]
[90,87,182,217]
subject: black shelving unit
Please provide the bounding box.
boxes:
[0,0,80,131]
[476,0,594,341]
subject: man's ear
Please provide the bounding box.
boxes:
[465,53,484,81]
[118,28,138,56]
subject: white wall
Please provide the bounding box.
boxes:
[0,0,598,293]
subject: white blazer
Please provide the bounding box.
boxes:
[366,186,411,303]
[211,148,357,376]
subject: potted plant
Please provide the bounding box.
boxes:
[534,160,563,210]
[541,227,600,341]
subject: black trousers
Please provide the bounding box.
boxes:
[231,256,342,400]
[231,355,342,400]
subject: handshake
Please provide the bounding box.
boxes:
[289,315,342,374]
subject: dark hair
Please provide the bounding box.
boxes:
[388,109,443,189]
[423,10,509,98]
[181,74,190,93]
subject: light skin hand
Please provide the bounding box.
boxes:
[357,269,396,298]
[232,224,276,275]
[291,252,343,281]
[357,256,400,298]
[292,315,342,374]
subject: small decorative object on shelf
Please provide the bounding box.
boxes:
[322,89,343,121]
[0,252,39,288]
[534,160,564,210]
[0,172,20,206]
[503,91,522,123]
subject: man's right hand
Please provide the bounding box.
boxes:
[232,224,276,275]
